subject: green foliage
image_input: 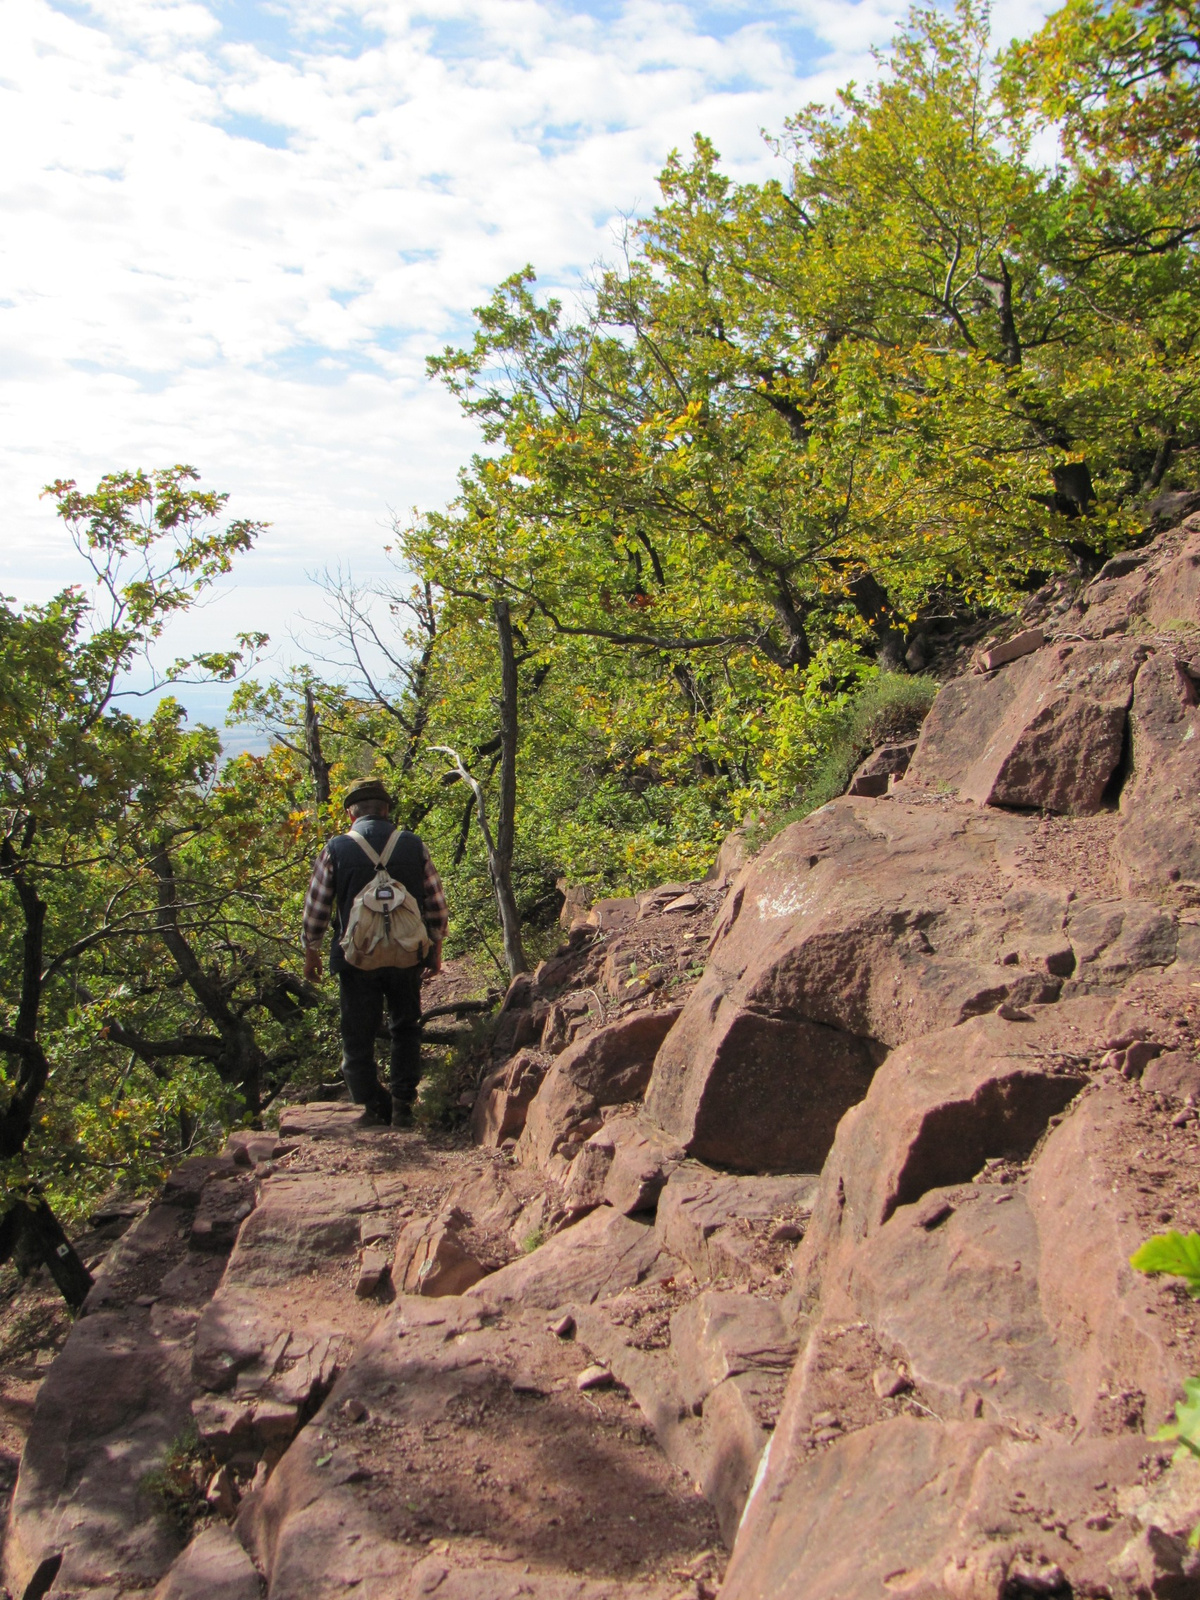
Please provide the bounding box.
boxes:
[140,1423,215,1535]
[292,0,1200,961]
[1131,1230,1200,1297]
[0,468,334,1266]
[1133,1230,1200,1545]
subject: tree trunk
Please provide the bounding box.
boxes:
[491,601,529,978]
[303,685,332,808]
[150,845,265,1112]
[0,827,54,1158]
[847,571,909,671]
[0,1193,93,1312]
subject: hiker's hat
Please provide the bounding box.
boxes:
[343,777,392,811]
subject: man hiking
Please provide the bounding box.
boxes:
[301,778,448,1126]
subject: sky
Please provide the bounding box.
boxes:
[0,0,1052,736]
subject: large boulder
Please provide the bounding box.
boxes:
[516,1008,681,1173]
[794,1008,1092,1296]
[643,800,1070,1172]
[1115,651,1200,896]
[470,1049,547,1147]
[905,637,1144,813]
[466,1206,663,1311]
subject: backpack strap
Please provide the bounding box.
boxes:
[344,830,381,868]
[345,828,403,872]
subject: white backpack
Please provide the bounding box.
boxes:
[339,830,431,971]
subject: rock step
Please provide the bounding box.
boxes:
[237,1295,723,1599]
[7,1109,736,1600]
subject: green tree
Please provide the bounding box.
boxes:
[0,467,276,1304]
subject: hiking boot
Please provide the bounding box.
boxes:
[391,1097,415,1129]
[354,1104,391,1129]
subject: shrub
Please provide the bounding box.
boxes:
[748,671,937,849]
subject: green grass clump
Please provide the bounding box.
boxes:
[749,673,937,849]
[140,1423,215,1535]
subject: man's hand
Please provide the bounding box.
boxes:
[422,942,443,982]
[303,946,323,984]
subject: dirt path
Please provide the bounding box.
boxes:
[1,1104,724,1600]
[239,1107,723,1598]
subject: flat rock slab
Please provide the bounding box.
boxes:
[276,1103,363,1138]
[4,1308,190,1598]
[724,1414,1166,1600]
[644,800,1082,1172]
[220,1173,374,1289]
[2,1187,222,1600]
[848,1184,1072,1430]
[467,1207,664,1311]
[723,1416,1007,1600]
[1027,1080,1192,1432]
[796,1009,1090,1295]
[240,1295,719,1600]
[151,1524,263,1600]
[655,1166,817,1285]
[1116,651,1200,896]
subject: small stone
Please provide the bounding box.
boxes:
[977,629,1045,672]
[995,1003,1033,1022]
[769,1221,803,1243]
[1005,1560,1066,1594]
[663,894,701,914]
[205,1464,237,1518]
[1124,1040,1164,1077]
[134,1295,157,1307]
[811,1410,840,1428]
[342,1396,369,1423]
[411,1558,450,1595]
[356,1247,390,1298]
[251,1398,300,1446]
[511,1375,546,1396]
[813,1426,843,1443]
[575,1364,613,1391]
[1172,1109,1194,1128]
[872,1366,911,1399]
[549,1313,576,1338]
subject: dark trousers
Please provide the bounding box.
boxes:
[337,965,423,1112]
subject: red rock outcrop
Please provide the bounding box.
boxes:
[905,637,1144,812]
[517,1008,681,1174]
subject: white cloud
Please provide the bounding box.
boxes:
[0,0,1052,704]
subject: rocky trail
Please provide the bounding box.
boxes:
[11,509,1200,1597]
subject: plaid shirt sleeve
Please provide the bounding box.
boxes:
[421,846,448,943]
[302,846,335,949]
